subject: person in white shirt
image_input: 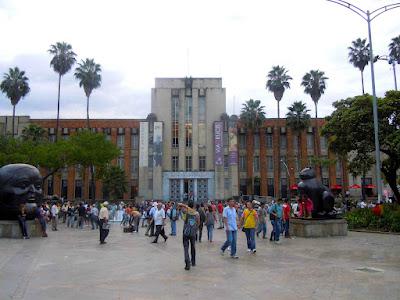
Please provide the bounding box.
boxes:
[152,202,168,243]
[51,203,59,231]
[99,202,110,244]
[359,200,367,209]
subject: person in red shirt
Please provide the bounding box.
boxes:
[217,200,224,229]
[282,199,291,238]
[372,202,383,217]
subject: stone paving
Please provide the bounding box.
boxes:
[1,220,400,300]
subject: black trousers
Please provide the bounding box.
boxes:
[183,235,196,265]
[99,219,109,243]
[18,216,28,237]
[196,223,203,242]
[153,225,167,242]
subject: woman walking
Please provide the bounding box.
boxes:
[205,205,217,242]
[240,201,258,253]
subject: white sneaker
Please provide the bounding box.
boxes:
[227,246,231,251]
[252,249,257,253]
[231,255,239,259]
[275,241,281,244]
[247,249,251,252]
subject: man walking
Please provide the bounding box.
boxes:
[168,202,178,236]
[282,199,291,238]
[217,200,224,229]
[270,198,283,244]
[179,201,200,270]
[152,202,168,243]
[256,202,267,239]
[91,204,99,230]
[51,202,59,231]
[78,202,86,229]
[99,201,110,244]
[221,199,239,259]
[145,202,156,237]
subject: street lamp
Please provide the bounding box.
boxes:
[326,0,400,203]
[374,55,398,91]
[281,159,291,201]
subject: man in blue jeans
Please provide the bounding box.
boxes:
[220,199,239,259]
[270,198,283,244]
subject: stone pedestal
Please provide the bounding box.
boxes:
[0,220,43,238]
[290,218,348,238]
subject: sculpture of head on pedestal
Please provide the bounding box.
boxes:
[0,164,43,220]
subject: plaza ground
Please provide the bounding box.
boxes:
[1,220,400,300]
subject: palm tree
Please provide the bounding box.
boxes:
[286,101,311,164]
[348,38,370,94]
[0,67,30,137]
[389,35,400,90]
[240,99,266,195]
[49,42,76,140]
[74,58,102,129]
[266,65,292,119]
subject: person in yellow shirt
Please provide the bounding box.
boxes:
[240,201,258,253]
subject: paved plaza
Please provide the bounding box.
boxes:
[1,221,400,300]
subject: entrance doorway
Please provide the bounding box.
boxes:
[184,179,194,201]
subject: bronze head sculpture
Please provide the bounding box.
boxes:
[0,164,43,220]
[297,167,335,218]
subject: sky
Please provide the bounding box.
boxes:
[0,0,398,120]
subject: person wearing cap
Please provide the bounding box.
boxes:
[99,201,110,244]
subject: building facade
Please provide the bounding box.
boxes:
[1,77,360,202]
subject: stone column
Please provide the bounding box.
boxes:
[180,179,184,201]
[194,178,198,202]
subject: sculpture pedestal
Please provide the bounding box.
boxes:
[289,218,348,238]
[0,220,43,238]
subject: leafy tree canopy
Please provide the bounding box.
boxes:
[98,165,128,200]
[240,99,266,130]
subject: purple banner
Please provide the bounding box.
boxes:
[214,121,223,166]
[228,126,238,164]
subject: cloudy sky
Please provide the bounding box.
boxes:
[0,0,398,120]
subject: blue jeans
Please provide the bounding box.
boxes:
[170,220,177,235]
[257,222,267,238]
[274,218,282,241]
[221,230,237,256]
[244,228,256,250]
[67,215,74,227]
[207,224,214,241]
[284,220,290,237]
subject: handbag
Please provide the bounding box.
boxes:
[242,210,253,232]
[102,221,111,230]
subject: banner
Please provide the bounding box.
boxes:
[139,122,148,167]
[153,122,163,167]
[229,126,238,164]
[214,121,223,166]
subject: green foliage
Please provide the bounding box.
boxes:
[348,38,370,72]
[322,91,400,202]
[301,69,328,106]
[74,58,102,99]
[0,67,30,106]
[345,205,400,232]
[266,65,292,102]
[21,124,47,143]
[286,101,311,133]
[48,42,76,76]
[389,35,400,64]
[240,99,266,130]
[99,165,128,200]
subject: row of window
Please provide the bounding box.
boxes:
[171,156,207,172]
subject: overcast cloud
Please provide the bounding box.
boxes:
[0,0,398,120]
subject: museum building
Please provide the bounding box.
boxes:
[1,77,356,202]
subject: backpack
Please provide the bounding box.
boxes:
[183,212,198,238]
[199,209,206,224]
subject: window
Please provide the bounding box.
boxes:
[198,96,206,122]
[131,157,138,174]
[320,136,327,150]
[185,156,192,171]
[172,156,179,171]
[117,157,124,168]
[199,156,206,171]
[266,134,273,149]
[171,96,179,148]
[293,135,299,152]
[61,179,68,198]
[185,97,192,122]
[336,159,342,174]
[75,179,82,199]
[239,134,246,149]
[224,178,230,190]
[239,155,246,171]
[131,134,139,150]
[148,155,153,168]
[321,155,329,174]
[280,155,287,175]
[224,155,229,171]
[254,134,260,149]
[281,178,288,198]
[267,178,274,197]
[280,135,287,149]
[322,178,329,186]
[294,156,300,172]
[267,156,274,171]
[307,133,314,150]
[253,156,260,172]
[49,135,56,143]
[185,124,192,148]
[148,179,153,190]
[47,177,54,195]
[336,178,343,185]
[117,135,125,148]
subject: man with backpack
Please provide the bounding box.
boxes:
[178,201,200,271]
[168,201,178,236]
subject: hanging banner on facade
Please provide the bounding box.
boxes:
[229,126,238,165]
[214,121,223,166]
[153,122,163,167]
[139,122,148,167]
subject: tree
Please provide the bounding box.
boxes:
[266,65,292,119]
[99,165,128,200]
[286,101,311,166]
[74,58,102,129]
[21,124,47,143]
[322,91,400,203]
[48,42,76,140]
[348,38,370,94]
[240,99,266,194]
[0,67,30,137]
[301,69,328,176]
[389,35,400,64]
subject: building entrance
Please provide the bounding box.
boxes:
[168,177,210,202]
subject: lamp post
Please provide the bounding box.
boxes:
[374,55,398,91]
[326,0,400,203]
[281,159,291,201]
